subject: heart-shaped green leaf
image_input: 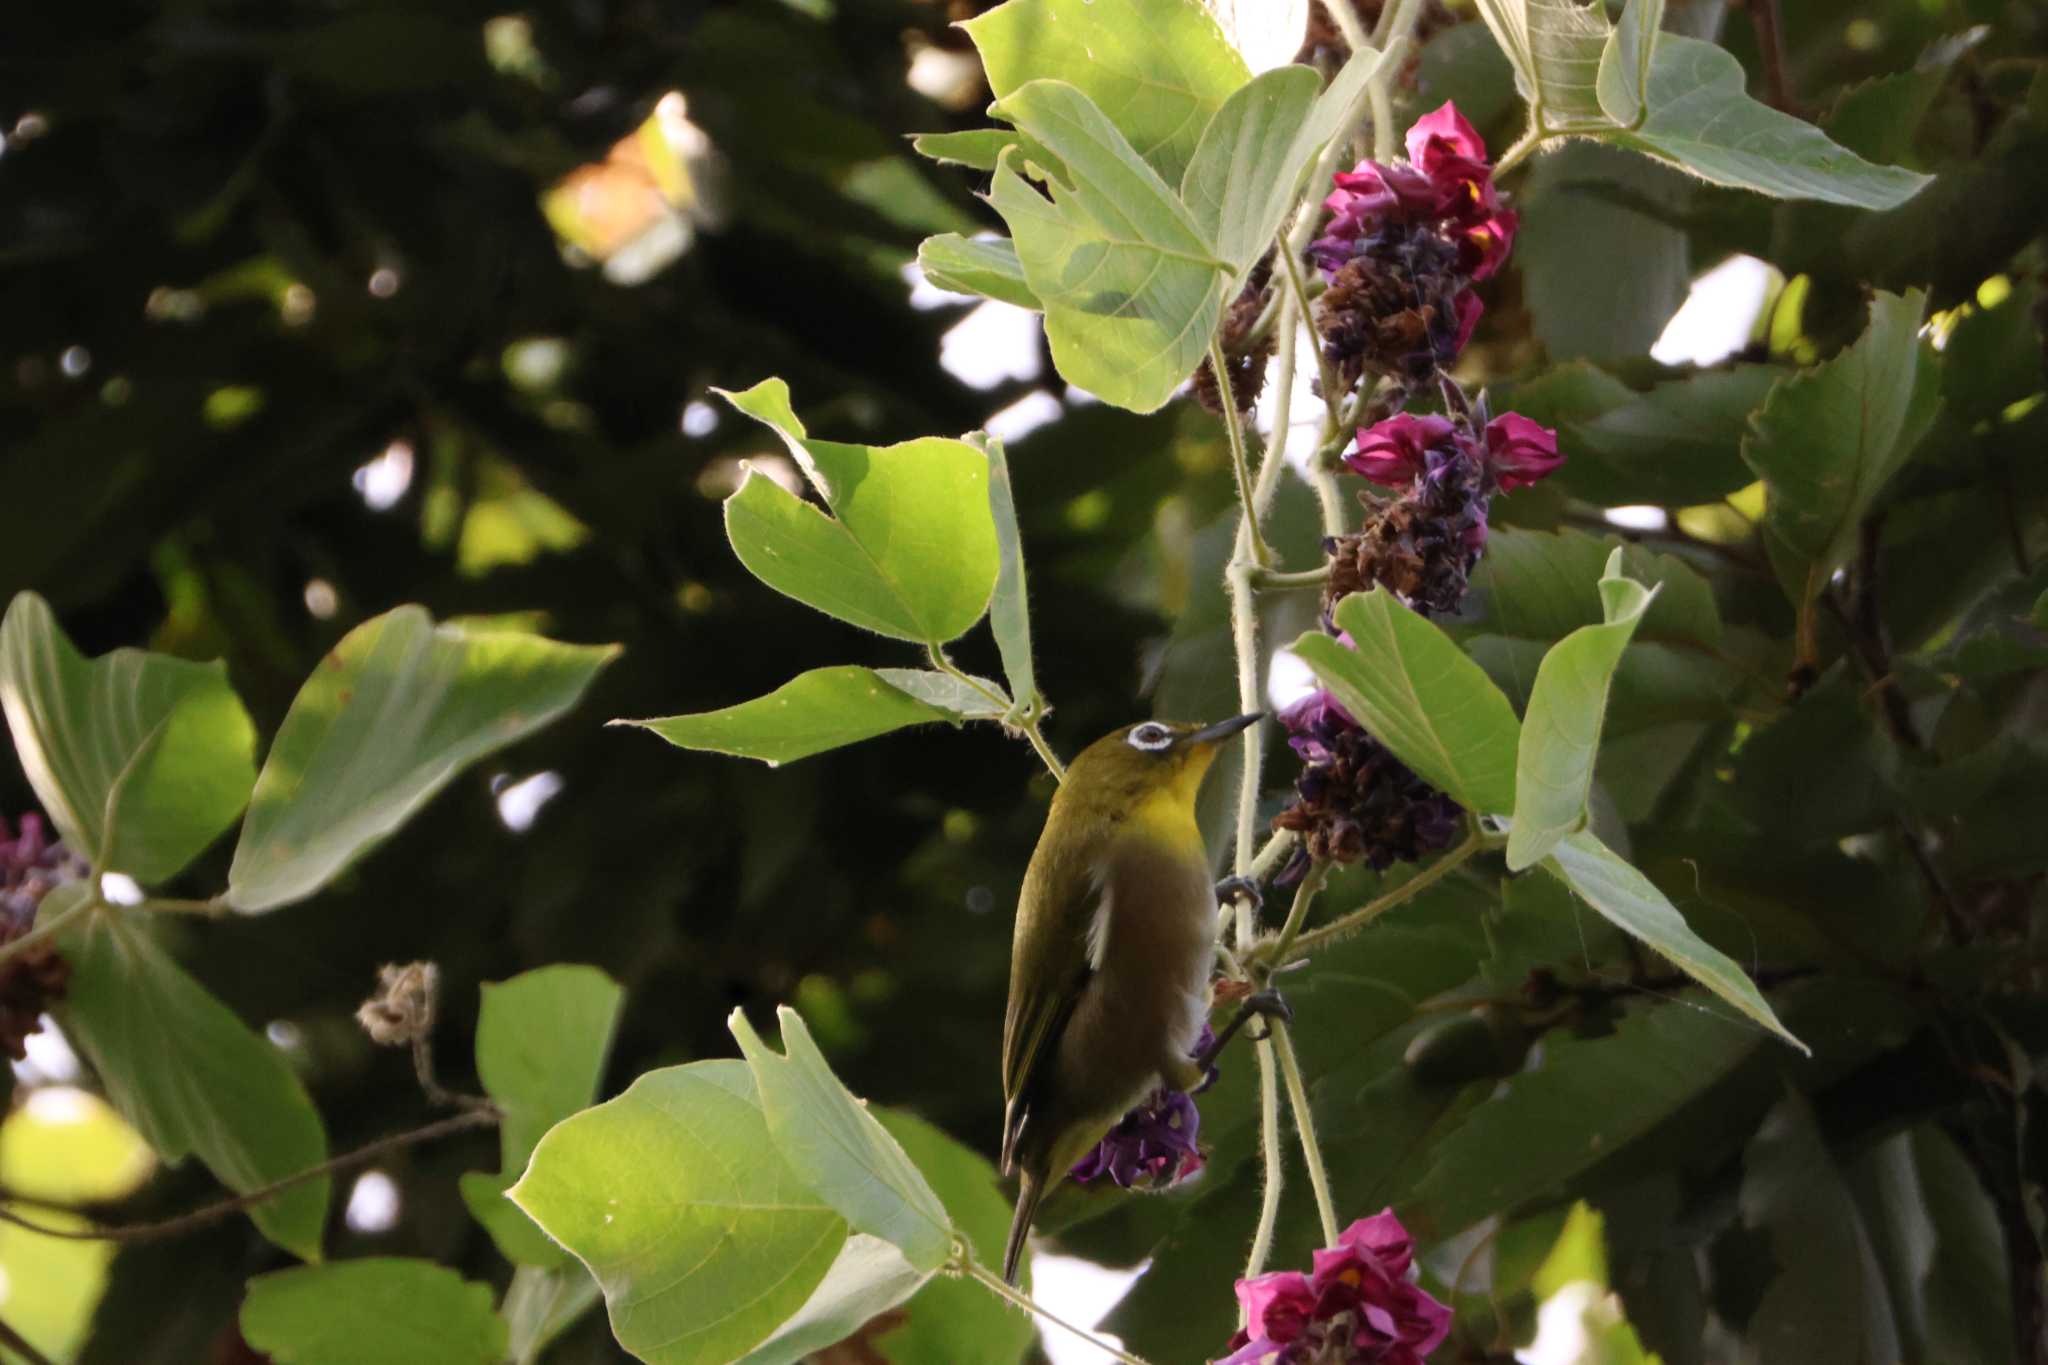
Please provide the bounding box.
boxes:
[0,591,255,883]
[719,379,1002,641]
[962,0,1249,186]
[989,80,1229,413]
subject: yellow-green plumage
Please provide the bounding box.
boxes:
[999,714,1260,1284]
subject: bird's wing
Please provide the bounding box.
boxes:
[1000,821,1107,1171]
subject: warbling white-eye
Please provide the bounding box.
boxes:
[999,712,1263,1283]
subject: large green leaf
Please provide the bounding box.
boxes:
[988,80,1229,413]
[619,667,956,766]
[240,1259,508,1365]
[1517,143,1691,362]
[1565,364,1783,506]
[1508,550,1660,870]
[1607,36,1933,209]
[875,1110,1036,1365]
[460,965,624,1267]
[1543,831,1804,1050]
[733,1236,929,1365]
[976,433,1041,715]
[1594,0,1663,127]
[508,1061,847,1365]
[1741,290,1941,652]
[1180,49,1383,289]
[1408,1001,1759,1237]
[961,0,1250,186]
[1294,589,1522,814]
[0,591,255,883]
[915,234,1041,311]
[719,379,1002,640]
[730,1007,953,1272]
[54,895,329,1259]
[224,607,616,912]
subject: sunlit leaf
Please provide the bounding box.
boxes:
[1180,48,1383,289]
[733,1236,929,1365]
[241,1259,508,1365]
[460,965,624,1267]
[988,80,1230,413]
[55,895,330,1258]
[0,591,255,883]
[962,0,1250,185]
[730,1006,953,1271]
[974,431,1040,714]
[874,1109,1036,1364]
[620,667,957,765]
[719,379,1002,640]
[225,608,617,912]
[509,1061,847,1365]
[916,235,1041,311]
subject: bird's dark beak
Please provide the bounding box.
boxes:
[1184,712,1264,747]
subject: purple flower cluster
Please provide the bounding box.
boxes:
[1215,1210,1452,1365]
[1273,685,1461,881]
[1310,104,1517,387]
[1070,1023,1216,1191]
[1,813,84,1061]
[1329,409,1561,619]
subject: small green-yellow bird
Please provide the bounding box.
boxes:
[1000,713,1262,1283]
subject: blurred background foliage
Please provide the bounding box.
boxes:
[2,0,2046,1360]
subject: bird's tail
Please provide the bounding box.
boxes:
[1003,1168,1044,1286]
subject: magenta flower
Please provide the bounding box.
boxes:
[1452,291,1483,355]
[1458,207,1519,281]
[1482,412,1563,490]
[1405,103,1494,210]
[1215,1210,1452,1365]
[1343,413,1456,487]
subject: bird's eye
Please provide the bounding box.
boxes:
[1127,723,1173,752]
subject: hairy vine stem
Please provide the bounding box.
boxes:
[1284,825,1490,962]
[926,644,1067,782]
[0,890,92,969]
[1271,1018,1341,1246]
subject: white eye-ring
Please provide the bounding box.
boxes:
[1127,722,1174,752]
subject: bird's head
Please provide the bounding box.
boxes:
[1063,714,1265,817]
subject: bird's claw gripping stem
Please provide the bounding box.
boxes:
[1197,988,1293,1068]
[1216,875,1264,913]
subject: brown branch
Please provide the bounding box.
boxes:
[1745,0,1797,114]
[0,1106,498,1245]
[0,1315,56,1365]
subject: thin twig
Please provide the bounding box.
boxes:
[927,645,1066,782]
[1271,860,1333,963]
[964,1259,1156,1365]
[0,1316,55,1365]
[0,1107,499,1245]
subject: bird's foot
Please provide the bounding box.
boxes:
[1215,875,1263,913]
[1195,988,1294,1070]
